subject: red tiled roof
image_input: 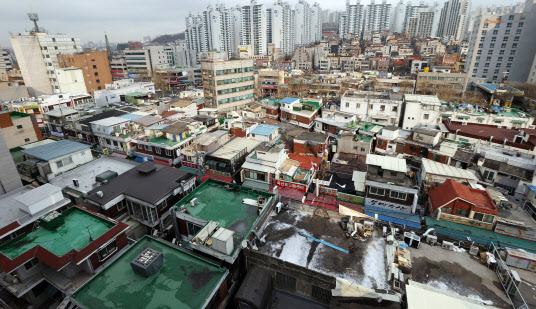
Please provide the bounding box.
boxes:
[429,179,497,215]
[288,153,322,170]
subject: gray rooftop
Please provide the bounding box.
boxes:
[132,115,162,127]
[21,140,91,161]
[295,131,329,143]
[86,162,195,207]
[0,185,70,238]
[49,156,138,195]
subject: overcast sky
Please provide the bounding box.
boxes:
[0,0,519,48]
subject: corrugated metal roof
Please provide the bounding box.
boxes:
[118,113,144,120]
[404,94,441,105]
[90,116,130,127]
[281,97,300,104]
[21,140,90,161]
[250,124,278,136]
[242,161,276,174]
[210,138,261,160]
[365,154,407,173]
[422,158,478,181]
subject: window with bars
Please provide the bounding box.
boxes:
[276,272,296,292]
[312,285,331,304]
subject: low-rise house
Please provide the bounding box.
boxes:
[0,111,43,148]
[404,128,442,158]
[43,108,80,139]
[20,139,93,183]
[314,110,358,138]
[90,116,135,155]
[401,94,443,130]
[180,130,230,170]
[421,158,478,187]
[428,179,498,230]
[375,126,407,156]
[86,163,196,233]
[204,137,261,180]
[172,179,275,264]
[49,156,138,204]
[247,124,280,143]
[0,204,128,308]
[241,143,287,191]
[168,99,198,117]
[191,114,218,131]
[293,132,329,157]
[364,154,421,229]
[241,103,266,119]
[70,236,229,309]
[441,104,534,129]
[340,90,402,126]
[335,132,373,156]
[280,97,321,129]
[258,98,280,119]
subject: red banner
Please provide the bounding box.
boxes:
[272,179,307,192]
[182,161,199,169]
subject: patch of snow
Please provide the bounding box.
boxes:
[360,237,387,289]
[278,233,312,265]
[427,280,494,306]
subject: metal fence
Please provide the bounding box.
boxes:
[488,243,529,309]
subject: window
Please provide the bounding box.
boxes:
[312,285,331,304]
[95,72,99,76]
[490,36,496,42]
[484,214,495,223]
[512,43,518,49]
[56,156,73,168]
[93,65,97,69]
[499,50,505,55]
[144,145,152,151]
[478,43,483,48]
[24,138,30,142]
[423,114,429,120]
[483,170,495,181]
[16,124,23,129]
[390,191,407,200]
[155,147,161,154]
[518,22,524,27]
[97,241,117,261]
[510,50,516,55]
[486,56,491,61]
[507,22,512,28]
[24,258,39,270]
[369,187,385,196]
[473,212,484,221]
[455,209,468,216]
[501,43,507,48]
[276,272,296,292]
[493,30,498,35]
[187,222,202,236]
[165,149,172,156]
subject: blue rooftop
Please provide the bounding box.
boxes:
[146,124,170,130]
[250,124,278,136]
[21,140,91,161]
[281,97,300,104]
[118,113,144,120]
[478,84,524,94]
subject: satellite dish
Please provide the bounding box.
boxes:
[393,87,401,93]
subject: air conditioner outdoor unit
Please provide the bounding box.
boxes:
[426,234,437,245]
[190,198,199,207]
[442,240,454,250]
[469,245,479,256]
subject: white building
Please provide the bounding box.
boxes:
[465,1,536,84]
[55,67,87,95]
[93,79,155,107]
[339,0,365,39]
[390,0,407,33]
[401,94,443,130]
[364,0,391,32]
[310,2,323,43]
[437,0,472,41]
[0,49,13,70]
[10,33,82,96]
[271,1,295,54]
[173,40,197,68]
[340,90,402,126]
[241,0,268,56]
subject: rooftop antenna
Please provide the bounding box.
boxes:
[27,13,40,33]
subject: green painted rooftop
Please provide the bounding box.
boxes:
[150,135,180,146]
[3,111,32,120]
[0,208,115,259]
[72,236,227,309]
[176,179,274,254]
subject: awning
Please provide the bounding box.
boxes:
[241,161,276,174]
[339,205,376,220]
[476,117,485,120]
[441,114,452,117]
[494,119,504,122]
[456,116,470,119]
[512,120,526,124]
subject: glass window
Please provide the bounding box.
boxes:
[97,241,117,261]
[369,187,385,196]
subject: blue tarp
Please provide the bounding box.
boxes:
[365,205,421,229]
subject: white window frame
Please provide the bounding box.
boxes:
[390,191,407,200]
[369,187,385,196]
[165,149,172,156]
[155,147,161,154]
[97,240,117,261]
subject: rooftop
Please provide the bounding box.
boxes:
[250,124,278,136]
[90,116,130,127]
[0,184,70,237]
[132,115,162,127]
[366,154,407,173]
[209,137,261,160]
[49,156,138,194]
[176,179,274,256]
[86,163,195,208]
[118,113,144,120]
[295,131,329,143]
[21,139,90,161]
[404,94,441,105]
[44,108,78,118]
[429,179,497,214]
[71,236,227,309]
[421,158,478,182]
[281,97,300,104]
[0,207,115,260]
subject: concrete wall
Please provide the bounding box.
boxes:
[0,129,23,194]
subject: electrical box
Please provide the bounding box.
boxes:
[211,228,235,255]
[131,247,163,278]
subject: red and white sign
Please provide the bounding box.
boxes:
[272,179,307,192]
[182,161,199,169]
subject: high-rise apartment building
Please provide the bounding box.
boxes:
[390,0,407,33]
[437,0,472,41]
[272,1,295,54]
[294,0,312,46]
[310,3,323,43]
[339,0,365,39]
[241,0,268,56]
[57,51,113,94]
[465,0,536,83]
[0,49,13,71]
[201,59,255,112]
[10,32,82,96]
[364,0,392,32]
[404,4,441,38]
